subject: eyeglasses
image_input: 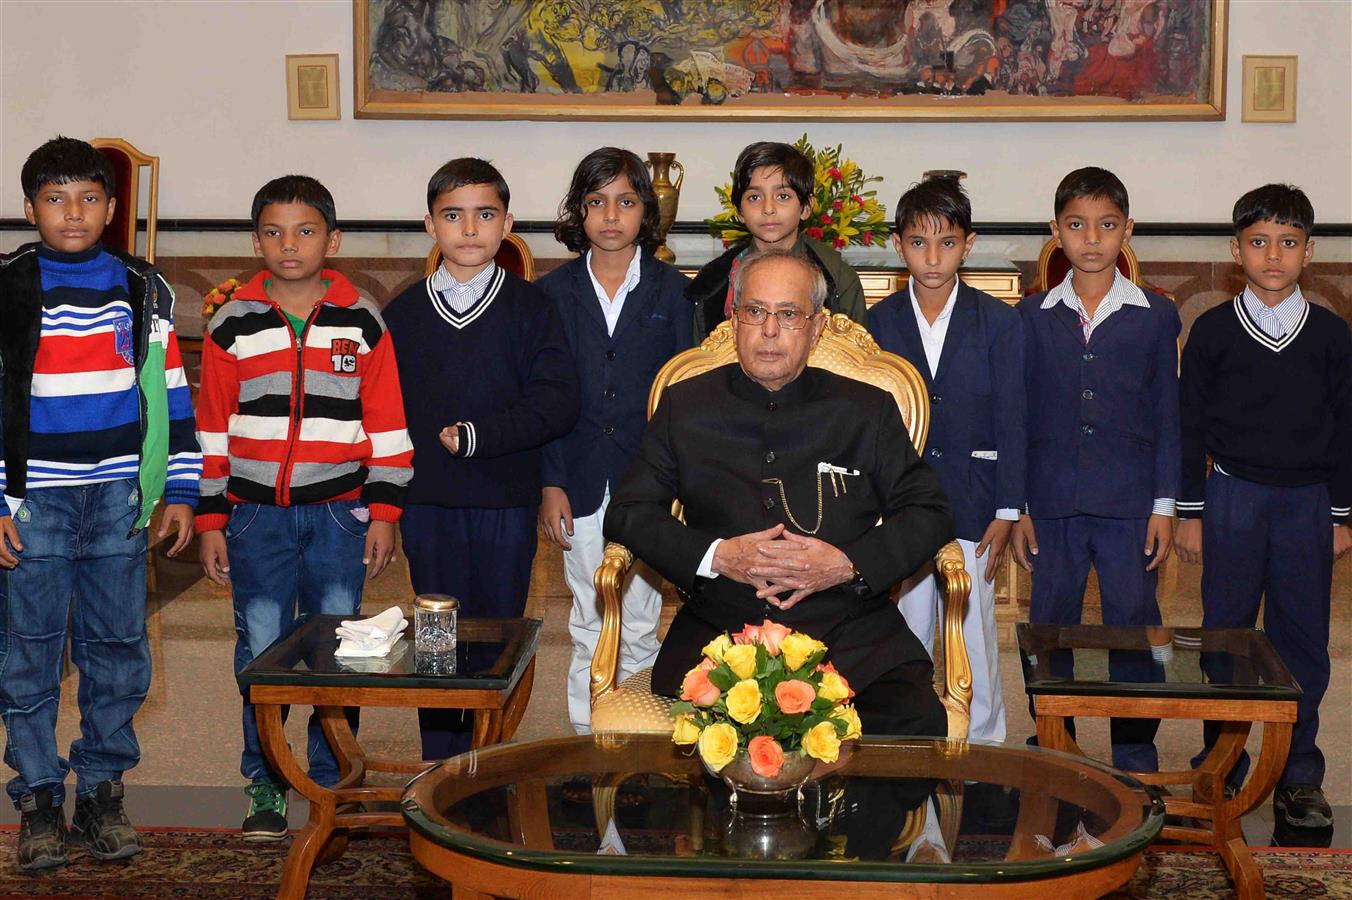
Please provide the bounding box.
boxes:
[734,304,816,330]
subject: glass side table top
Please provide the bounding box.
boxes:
[1017,624,1300,701]
[403,734,1163,884]
[237,615,541,691]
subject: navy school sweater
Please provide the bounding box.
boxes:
[382,267,580,509]
[1179,294,1352,525]
[536,252,692,518]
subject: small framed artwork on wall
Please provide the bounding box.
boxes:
[287,53,341,120]
[1241,55,1296,123]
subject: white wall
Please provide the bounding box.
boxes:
[2,0,1350,227]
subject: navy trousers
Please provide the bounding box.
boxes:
[1030,514,1163,772]
[399,504,537,760]
[1194,472,1331,788]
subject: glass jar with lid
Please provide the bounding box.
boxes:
[414,594,459,657]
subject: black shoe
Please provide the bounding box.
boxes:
[18,789,69,871]
[70,780,142,861]
[1273,783,1333,829]
[241,783,289,842]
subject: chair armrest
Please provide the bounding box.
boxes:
[590,542,634,701]
[933,540,973,740]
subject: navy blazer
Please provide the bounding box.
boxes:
[1020,289,1181,520]
[868,282,1027,541]
[537,252,692,517]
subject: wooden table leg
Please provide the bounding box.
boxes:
[500,657,536,743]
[1210,721,1292,900]
[255,702,336,900]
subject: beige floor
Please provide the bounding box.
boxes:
[5,532,1349,823]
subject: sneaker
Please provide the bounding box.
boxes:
[17,789,68,871]
[70,780,143,861]
[1273,784,1333,829]
[242,783,289,842]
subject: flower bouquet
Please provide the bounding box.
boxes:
[705,134,891,251]
[670,619,861,795]
[201,277,242,322]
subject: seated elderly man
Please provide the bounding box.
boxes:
[604,249,955,737]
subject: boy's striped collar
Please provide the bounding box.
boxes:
[1232,291,1307,352]
[424,265,505,329]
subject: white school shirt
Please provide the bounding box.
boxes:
[586,248,642,337]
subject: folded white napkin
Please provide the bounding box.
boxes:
[334,607,408,658]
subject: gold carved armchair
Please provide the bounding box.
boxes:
[588,315,974,740]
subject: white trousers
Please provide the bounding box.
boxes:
[563,489,663,733]
[896,537,1006,744]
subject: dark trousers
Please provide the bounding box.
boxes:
[400,504,537,760]
[1193,472,1331,788]
[1030,514,1163,772]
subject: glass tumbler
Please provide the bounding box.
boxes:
[414,594,459,657]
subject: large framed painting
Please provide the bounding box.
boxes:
[355,0,1227,121]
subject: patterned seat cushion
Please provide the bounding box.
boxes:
[591,668,677,734]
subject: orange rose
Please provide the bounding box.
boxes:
[747,735,785,778]
[732,623,762,645]
[758,620,791,656]
[774,679,817,715]
[681,666,721,707]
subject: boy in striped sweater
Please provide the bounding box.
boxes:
[0,137,201,870]
[195,176,413,841]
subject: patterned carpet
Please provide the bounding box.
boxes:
[0,829,1347,899]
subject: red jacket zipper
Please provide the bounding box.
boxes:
[275,304,321,505]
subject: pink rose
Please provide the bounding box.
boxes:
[758,620,791,656]
[699,656,716,671]
[733,623,762,646]
[748,735,785,778]
[681,666,721,707]
[775,679,817,715]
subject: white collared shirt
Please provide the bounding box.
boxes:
[586,248,642,337]
[1241,284,1305,340]
[431,261,497,315]
[908,278,960,378]
[1040,268,1149,343]
[1040,268,1173,517]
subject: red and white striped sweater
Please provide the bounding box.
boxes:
[194,269,413,532]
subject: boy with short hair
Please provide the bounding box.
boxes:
[687,141,866,337]
[1177,184,1351,828]
[383,158,579,758]
[196,175,412,841]
[1012,166,1180,773]
[0,136,200,869]
[868,177,1025,748]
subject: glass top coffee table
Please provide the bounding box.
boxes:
[237,615,541,900]
[401,734,1163,898]
[1017,623,1300,900]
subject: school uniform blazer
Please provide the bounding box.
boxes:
[867,282,1026,542]
[1019,289,1181,520]
[537,252,692,518]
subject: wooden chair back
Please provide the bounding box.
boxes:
[91,138,159,263]
[424,233,535,281]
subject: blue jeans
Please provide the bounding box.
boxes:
[230,501,368,789]
[0,480,149,807]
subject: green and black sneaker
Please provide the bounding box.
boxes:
[18,789,68,871]
[242,783,289,842]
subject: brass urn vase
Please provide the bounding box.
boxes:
[646,152,684,263]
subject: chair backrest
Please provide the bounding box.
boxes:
[648,314,930,454]
[424,233,536,281]
[91,138,159,263]
[1033,239,1140,294]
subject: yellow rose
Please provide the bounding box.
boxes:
[833,703,862,741]
[672,713,701,745]
[818,671,850,703]
[702,634,733,661]
[697,722,739,772]
[726,678,763,724]
[780,632,826,672]
[723,643,757,680]
[802,720,842,763]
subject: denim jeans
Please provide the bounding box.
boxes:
[229,501,368,789]
[0,479,149,807]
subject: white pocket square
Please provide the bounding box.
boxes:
[971,450,998,461]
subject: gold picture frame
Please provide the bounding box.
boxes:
[354,0,1228,122]
[1241,54,1296,123]
[287,53,341,121]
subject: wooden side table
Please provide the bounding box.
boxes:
[238,615,541,900]
[1018,623,1299,900]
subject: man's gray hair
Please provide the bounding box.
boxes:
[731,249,828,314]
